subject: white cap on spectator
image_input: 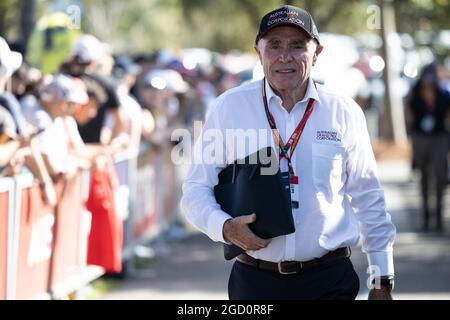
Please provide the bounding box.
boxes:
[144,69,189,93]
[0,36,23,77]
[69,78,89,105]
[70,35,105,64]
[41,74,88,104]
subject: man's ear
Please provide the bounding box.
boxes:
[316,44,324,57]
[313,44,324,65]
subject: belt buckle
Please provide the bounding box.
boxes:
[277,261,301,275]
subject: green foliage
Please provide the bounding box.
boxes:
[78,0,282,53]
[0,0,19,37]
[79,0,183,53]
[0,0,49,39]
[395,0,450,33]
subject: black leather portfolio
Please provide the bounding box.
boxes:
[214,147,295,260]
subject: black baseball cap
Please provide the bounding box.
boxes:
[256,5,320,44]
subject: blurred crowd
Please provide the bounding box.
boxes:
[0,32,250,207]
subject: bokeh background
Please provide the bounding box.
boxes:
[0,0,449,300]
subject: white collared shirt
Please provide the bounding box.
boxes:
[181,77,396,276]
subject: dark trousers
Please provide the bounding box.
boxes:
[228,257,359,300]
[412,133,448,230]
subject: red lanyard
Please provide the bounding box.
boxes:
[262,78,315,175]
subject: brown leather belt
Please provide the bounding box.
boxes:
[237,247,351,275]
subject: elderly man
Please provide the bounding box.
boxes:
[182,5,396,300]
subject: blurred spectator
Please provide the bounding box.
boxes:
[141,69,187,146]
[36,74,91,181]
[133,53,158,81]
[406,63,450,231]
[66,35,127,151]
[195,69,220,120]
[131,52,158,103]
[0,89,31,135]
[140,68,189,227]
[1,36,57,205]
[26,12,81,74]
[71,75,106,126]
[0,37,30,136]
[0,105,35,178]
[198,64,240,120]
[108,55,144,151]
[0,105,21,171]
[11,62,43,101]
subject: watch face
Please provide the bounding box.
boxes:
[380,279,394,291]
[372,277,394,290]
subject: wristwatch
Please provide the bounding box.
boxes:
[372,276,395,291]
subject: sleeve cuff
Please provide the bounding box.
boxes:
[367,251,395,277]
[207,209,233,244]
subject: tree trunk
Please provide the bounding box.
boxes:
[378,0,407,143]
[19,0,36,53]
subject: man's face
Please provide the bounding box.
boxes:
[41,97,67,118]
[72,98,98,125]
[255,26,323,94]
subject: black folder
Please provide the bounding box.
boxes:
[214,147,295,260]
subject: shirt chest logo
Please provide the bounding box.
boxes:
[316,130,341,142]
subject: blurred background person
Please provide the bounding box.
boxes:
[108,55,144,152]
[406,63,450,231]
[140,68,189,234]
[32,74,113,184]
[11,62,43,103]
[0,105,24,175]
[65,35,127,153]
[140,69,187,147]
[0,37,32,136]
[0,35,56,205]
[34,74,87,180]
[26,12,81,75]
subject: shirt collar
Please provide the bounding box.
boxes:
[264,77,321,108]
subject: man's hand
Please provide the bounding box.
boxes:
[222,213,271,251]
[93,155,108,171]
[368,287,393,300]
[3,153,25,177]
